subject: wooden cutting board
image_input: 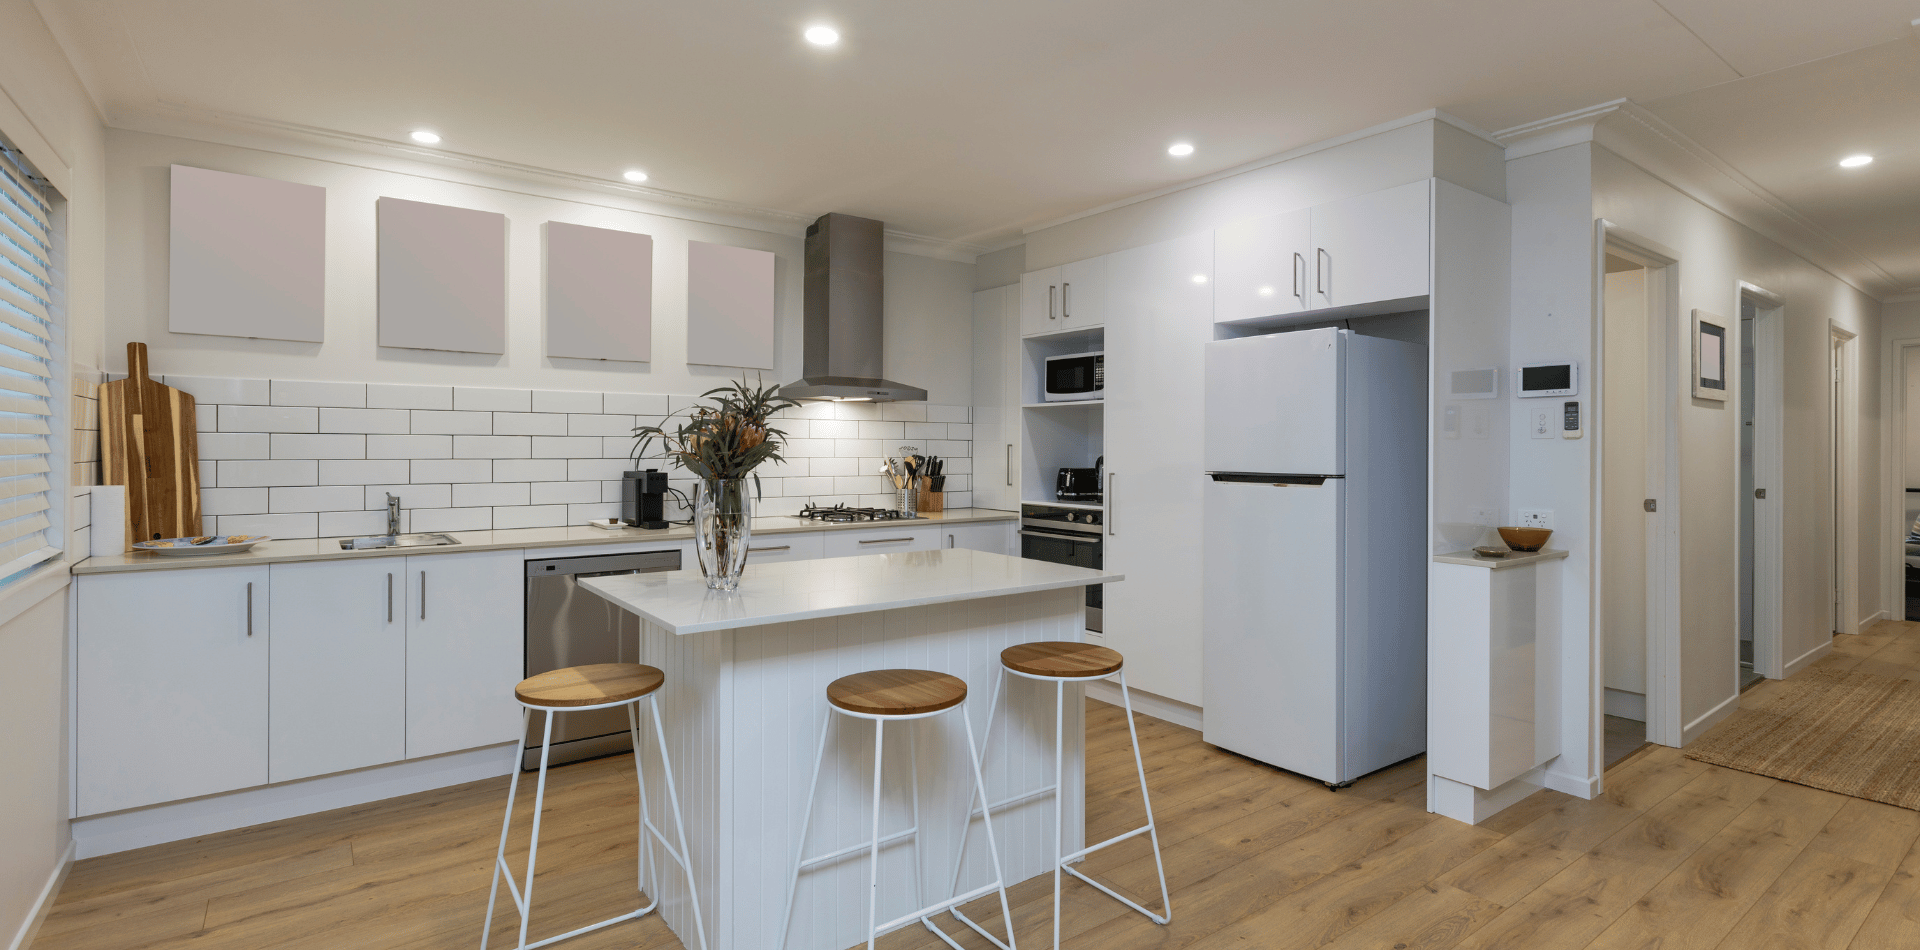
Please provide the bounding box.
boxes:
[99,342,202,546]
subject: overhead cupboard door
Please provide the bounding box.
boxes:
[1203,327,1345,476]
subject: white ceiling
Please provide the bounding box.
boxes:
[31,0,1920,273]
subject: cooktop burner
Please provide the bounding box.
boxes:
[798,504,918,523]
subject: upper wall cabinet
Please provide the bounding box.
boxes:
[1018,256,1106,337]
[1214,180,1431,324]
[169,165,325,343]
[377,197,507,354]
[546,221,653,362]
[686,240,775,369]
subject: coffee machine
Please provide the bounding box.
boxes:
[622,469,670,529]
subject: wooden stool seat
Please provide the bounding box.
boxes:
[1001,641,1125,679]
[826,669,967,716]
[515,663,665,708]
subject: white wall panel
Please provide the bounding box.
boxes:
[546,221,652,362]
[377,197,506,354]
[686,240,774,369]
[169,165,325,343]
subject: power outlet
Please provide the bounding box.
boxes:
[1518,509,1553,530]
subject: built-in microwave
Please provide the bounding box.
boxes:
[1043,351,1104,402]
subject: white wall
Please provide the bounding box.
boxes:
[0,0,107,945]
[103,128,973,406]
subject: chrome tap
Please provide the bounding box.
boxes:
[386,493,401,536]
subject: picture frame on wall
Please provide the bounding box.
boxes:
[1692,309,1728,402]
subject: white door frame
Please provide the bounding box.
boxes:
[1740,282,1785,679]
[1882,336,1920,627]
[1831,324,1861,635]
[1595,222,1684,751]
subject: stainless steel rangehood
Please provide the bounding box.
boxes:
[777,212,928,402]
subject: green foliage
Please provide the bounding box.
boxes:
[630,377,801,502]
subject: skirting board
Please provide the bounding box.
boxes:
[7,839,73,950]
[1680,690,1741,746]
[1784,639,1833,678]
[1085,680,1203,732]
[71,743,518,858]
[1603,687,1647,722]
[1429,769,1543,824]
[1542,767,1600,799]
[1858,610,1889,633]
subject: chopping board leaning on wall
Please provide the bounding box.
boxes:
[99,342,202,547]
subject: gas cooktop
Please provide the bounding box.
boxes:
[797,504,920,523]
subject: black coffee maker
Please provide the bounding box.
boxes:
[622,469,670,529]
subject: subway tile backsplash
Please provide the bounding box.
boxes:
[167,376,975,539]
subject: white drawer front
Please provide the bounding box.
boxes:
[744,531,824,563]
[821,525,941,559]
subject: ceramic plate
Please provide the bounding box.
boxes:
[132,535,270,556]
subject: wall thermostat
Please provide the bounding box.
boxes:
[1562,400,1583,439]
[1517,361,1579,398]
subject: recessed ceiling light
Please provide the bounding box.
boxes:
[804,25,840,46]
[1839,154,1873,168]
[409,130,441,145]
[1168,142,1195,157]
[623,170,649,183]
[1192,274,1209,284]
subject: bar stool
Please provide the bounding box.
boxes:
[779,669,1019,950]
[482,663,708,950]
[947,642,1170,950]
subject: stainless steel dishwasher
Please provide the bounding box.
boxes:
[523,548,682,768]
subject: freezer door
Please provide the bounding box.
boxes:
[1202,476,1343,782]
[1203,326,1345,476]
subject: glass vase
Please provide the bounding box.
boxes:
[693,478,751,590]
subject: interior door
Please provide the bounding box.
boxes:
[1202,478,1343,781]
[1103,230,1213,705]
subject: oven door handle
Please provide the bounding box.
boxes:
[1019,528,1103,544]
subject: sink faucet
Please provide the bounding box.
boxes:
[386,493,401,536]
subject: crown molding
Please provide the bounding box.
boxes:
[110,101,987,260]
[1493,99,1628,160]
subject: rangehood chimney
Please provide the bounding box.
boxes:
[777,212,928,402]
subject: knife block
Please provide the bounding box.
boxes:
[915,477,944,512]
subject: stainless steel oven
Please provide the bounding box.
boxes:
[1020,504,1103,631]
[523,548,681,768]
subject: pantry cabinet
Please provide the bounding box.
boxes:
[77,565,271,815]
[1213,180,1431,324]
[405,549,525,759]
[269,559,407,782]
[972,285,1020,511]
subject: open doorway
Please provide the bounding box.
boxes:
[1902,344,1920,621]
[1742,284,1786,680]
[1831,326,1859,639]
[1599,252,1654,767]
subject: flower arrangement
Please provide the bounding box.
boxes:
[629,377,801,498]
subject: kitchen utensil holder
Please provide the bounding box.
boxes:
[897,486,918,517]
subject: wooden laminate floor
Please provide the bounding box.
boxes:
[36,622,1920,950]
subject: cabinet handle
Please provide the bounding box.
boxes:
[1006,444,1013,486]
[859,537,916,545]
[1316,247,1329,297]
[1107,474,1116,536]
[948,533,955,548]
[748,545,790,553]
[420,571,426,620]
[1048,284,1057,320]
[1293,252,1304,301]
[1062,281,1071,318]
[387,572,393,623]
[246,582,253,637]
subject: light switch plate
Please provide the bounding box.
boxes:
[1518,509,1553,529]
[1530,407,1555,439]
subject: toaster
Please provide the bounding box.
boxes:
[1056,463,1102,501]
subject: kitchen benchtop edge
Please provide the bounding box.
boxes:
[1431,548,1570,570]
[73,508,1019,575]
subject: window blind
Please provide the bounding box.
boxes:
[0,141,60,578]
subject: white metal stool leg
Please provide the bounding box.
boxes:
[480,695,708,950]
[948,665,1172,950]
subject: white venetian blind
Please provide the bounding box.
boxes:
[0,140,60,577]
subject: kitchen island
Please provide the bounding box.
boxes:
[579,548,1121,950]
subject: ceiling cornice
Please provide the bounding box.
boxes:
[1493,99,1628,159]
[112,100,989,262]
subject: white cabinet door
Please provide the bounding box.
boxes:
[406,549,525,758]
[942,521,1014,556]
[821,524,941,558]
[1214,208,1311,323]
[1101,231,1214,706]
[744,531,824,564]
[971,285,1019,510]
[77,566,270,815]
[1309,180,1430,311]
[269,559,407,782]
[1019,267,1063,337]
[1059,256,1106,328]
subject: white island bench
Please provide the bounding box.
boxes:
[579,548,1121,950]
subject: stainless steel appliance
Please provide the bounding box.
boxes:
[1043,350,1104,402]
[776,212,928,402]
[797,504,920,523]
[1020,504,1103,631]
[523,549,682,768]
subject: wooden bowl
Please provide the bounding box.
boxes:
[1497,527,1552,552]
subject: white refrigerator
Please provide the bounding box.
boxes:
[1202,327,1427,785]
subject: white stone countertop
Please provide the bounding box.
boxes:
[579,548,1122,634]
[72,508,1018,575]
[1431,548,1570,570]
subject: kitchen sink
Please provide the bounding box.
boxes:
[339,532,462,550]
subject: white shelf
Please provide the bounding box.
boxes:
[1021,499,1103,511]
[1023,400,1104,409]
[1021,324,1105,345]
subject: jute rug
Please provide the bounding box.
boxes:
[1684,666,1920,811]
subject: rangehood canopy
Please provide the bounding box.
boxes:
[778,212,928,402]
